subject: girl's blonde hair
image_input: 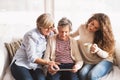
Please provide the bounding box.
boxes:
[36,13,54,29]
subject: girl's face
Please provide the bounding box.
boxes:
[87,20,100,32]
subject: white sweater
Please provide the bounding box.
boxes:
[71,24,113,64]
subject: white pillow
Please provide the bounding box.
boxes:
[3,67,15,80]
[101,66,120,80]
[115,40,120,69]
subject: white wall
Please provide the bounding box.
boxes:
[0,0,120,40]
[54,0,120,41]
[0,0,45,39]
[0,12,41,39]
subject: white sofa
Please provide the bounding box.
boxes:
[0,36,120,80]
[0,37,15,80]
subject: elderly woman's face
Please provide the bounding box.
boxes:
[58,25,70,41]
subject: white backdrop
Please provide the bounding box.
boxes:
[0,0,120,40]
[54,0,120,40]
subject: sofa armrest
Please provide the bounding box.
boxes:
[115,40,120,69]
[3,67,15,80]
[0,49,5,80]
[0,46,10,80]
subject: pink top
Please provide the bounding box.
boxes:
[55,38,74,63]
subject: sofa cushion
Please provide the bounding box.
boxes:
[114,40,120,69]
[101,66,120,80]
[4,39,22,63]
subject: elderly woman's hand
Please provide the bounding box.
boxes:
[48,63,60,75]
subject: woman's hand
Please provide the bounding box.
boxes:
[48,63,60,75]
[47,61,60,66]
[72,65,79,73]
[52,28,58,34]
[90,44,99,54]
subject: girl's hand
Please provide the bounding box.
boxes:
[90,44,99,54]
[72,65,79,73]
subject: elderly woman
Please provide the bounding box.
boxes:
[43,17,83,80]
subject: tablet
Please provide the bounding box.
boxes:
[58,69,74,71]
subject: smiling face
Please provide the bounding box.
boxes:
[39,24,54,36]
[36,13,54,36]
[57,17,72,41]
[87,20,100,32]
[58,25,70,41]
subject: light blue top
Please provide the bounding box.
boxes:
[11,28,52,70]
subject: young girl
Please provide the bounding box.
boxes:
[71,13,115,80]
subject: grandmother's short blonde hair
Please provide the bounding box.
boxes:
[36,13,54,29]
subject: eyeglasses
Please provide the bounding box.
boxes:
[39,24,55,31]
[43,25,55,30]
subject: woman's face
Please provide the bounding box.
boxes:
[58,25,70,41]
[87,20,100,32]
[40,25,54,36]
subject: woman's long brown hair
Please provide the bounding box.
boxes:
[87,13,115,56]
